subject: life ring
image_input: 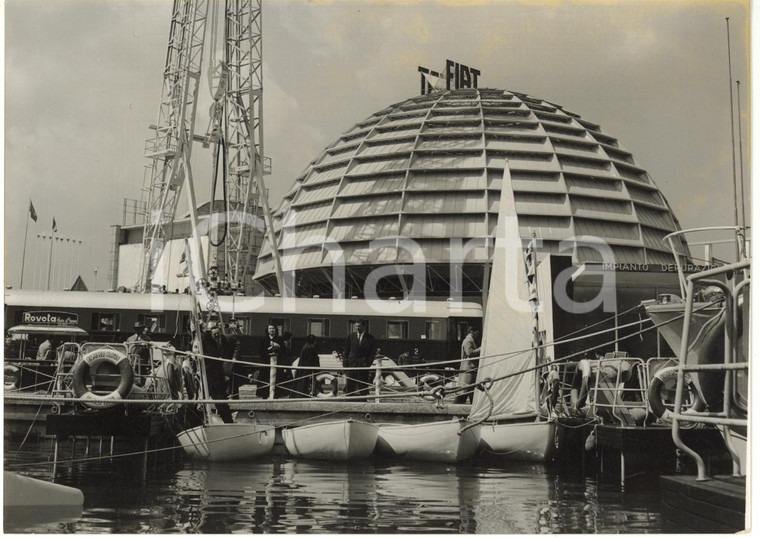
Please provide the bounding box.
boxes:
[315,373,338,398]
[647,366,705,423]
[418,374,441,401]
[4,365,20,391]
[71,348,134,410]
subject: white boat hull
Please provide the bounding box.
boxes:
[376,419,480,463]
[479,420,557,462]
[177,423,275,462]
[283,419,379,461]
[4,472,84,507]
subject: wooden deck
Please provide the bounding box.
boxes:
[660,475,746,533]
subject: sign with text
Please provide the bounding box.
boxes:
[22,311,79,327]
[418,59,481,94]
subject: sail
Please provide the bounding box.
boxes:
[469,165,538,421]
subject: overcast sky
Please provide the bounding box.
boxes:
[3,0,751,291]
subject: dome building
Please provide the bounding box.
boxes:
[254,88,685,299]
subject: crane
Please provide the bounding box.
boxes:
[136,0,283,295]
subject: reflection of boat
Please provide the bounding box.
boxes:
[283,419,378,461]
[376,418,480,463]
[177,422,275,461]
[479,421,558,462]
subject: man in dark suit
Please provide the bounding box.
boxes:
[343,321,376,397]
[201,319,237,423]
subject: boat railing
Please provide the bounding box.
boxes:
[662,225,750,298]
[588,356,649,427]
[670,258,750,480]
[236,353,464,402]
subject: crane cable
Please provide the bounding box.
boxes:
[209,137,228,247]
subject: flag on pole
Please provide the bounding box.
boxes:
[52,217,58,233]
[422,71,446,91]
[29,200,38,222]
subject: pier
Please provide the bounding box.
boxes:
[660,475,746,533]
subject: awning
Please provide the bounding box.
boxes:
[7,325,89,337]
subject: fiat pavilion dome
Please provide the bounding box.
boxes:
[253,88,685,299]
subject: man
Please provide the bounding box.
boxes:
[343,321,376,397]
[224,318,242,399]
[455,326,481,404]
[295,334,320,397]
[126,322,152,382]
[201,320,235,423]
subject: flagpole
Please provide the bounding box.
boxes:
[46,223,56,291]
[20,201,31,289]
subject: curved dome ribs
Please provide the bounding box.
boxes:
[254,89,683,298]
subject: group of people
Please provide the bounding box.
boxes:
[120,317,482,425]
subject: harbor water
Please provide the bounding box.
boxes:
[4,437,662,533]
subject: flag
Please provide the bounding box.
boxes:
[423,71,446,91]
[29,200,38,222]
[52,217,57,233]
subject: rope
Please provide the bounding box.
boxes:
[458,297,724,396]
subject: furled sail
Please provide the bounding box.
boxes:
[469,165,538,421]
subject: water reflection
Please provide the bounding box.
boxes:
[4,438,662,534]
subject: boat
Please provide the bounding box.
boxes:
[282,419,378,461]
[467,168,558,462]
[177,421,275,461]
[375,418,480,463]
[3,472,84,532]
[4,471,84,507]
[479,420,558,462]
[642,227,749,475]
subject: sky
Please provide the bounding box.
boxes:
[3,0,752,291]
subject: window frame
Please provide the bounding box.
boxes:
[386,320,409,340]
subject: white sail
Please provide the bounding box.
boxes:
[469,165,538,421]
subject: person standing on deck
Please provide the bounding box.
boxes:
[201,320,235,423]
[225,318,242,399]
[258,324,290,399]
[126,322,152,383]
[295,334,320,397]
[455,326,481,404]
[344,321,377,397]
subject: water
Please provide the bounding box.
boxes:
[4,438,662,534]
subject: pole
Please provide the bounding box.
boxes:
[725,18,740,261]
[735,80,747,236]
[46,230,56,291]
[20,206,31,289]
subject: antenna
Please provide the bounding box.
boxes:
[735,80,747,233]
[725,17,740,261]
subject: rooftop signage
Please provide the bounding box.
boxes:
[22,311,79,327]
[418,59,481,95]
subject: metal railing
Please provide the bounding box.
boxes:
[587,355,649,427]
[670,259,750,480]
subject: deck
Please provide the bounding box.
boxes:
[660,474,746,533]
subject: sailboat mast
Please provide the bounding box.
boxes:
[185,240,213,421]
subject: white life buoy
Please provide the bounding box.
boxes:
[647,366,705,423]
[315,373,338,398]
[71,348,134,410]
[4,365,20,391]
